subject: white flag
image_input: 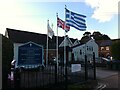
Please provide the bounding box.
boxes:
[47,21,54,39]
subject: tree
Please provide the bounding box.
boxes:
[92,31,102,36]
[81,31,111,43]
[80,36,91,44]
[92,31,111,41]
[111,41,120,60]
[102,34,111,40]
[83,32,91,37]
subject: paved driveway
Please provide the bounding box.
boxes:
[96,67,119,89]
[96,67,118,79]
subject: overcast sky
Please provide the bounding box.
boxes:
[0,0,119,39]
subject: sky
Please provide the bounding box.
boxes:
[0,0,119,40]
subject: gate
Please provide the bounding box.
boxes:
[65,52,96,86]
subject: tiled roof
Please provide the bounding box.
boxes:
[96,40,112,46]
[6,28,76,49]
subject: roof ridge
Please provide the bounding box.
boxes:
[6,28,46,36]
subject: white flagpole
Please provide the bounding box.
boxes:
[64,5,67,74]
[56,13,59,74]
[64,30,66,75]
[46,20,49,67]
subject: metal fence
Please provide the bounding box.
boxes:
[5,53,96,89]
[8,65,65,89]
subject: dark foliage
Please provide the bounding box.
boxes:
[111,41,120,60]
[83,32,91,36]
[80,36,91,44]
[92,32,111,41]
[81,31,111,42]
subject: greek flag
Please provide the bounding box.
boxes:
[66,8,86,31]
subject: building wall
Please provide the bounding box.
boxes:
[86,39,98,58]
[14,43,24,67]
[99,46,111,58]
[72,39,98,61]
[44,49,56,63]
[72,44,85,61]
[0,34,2,89]
[96,40,113,58]
[14,43,58,66]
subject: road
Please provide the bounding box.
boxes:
[95,67,120,89]
[96,67,118,79]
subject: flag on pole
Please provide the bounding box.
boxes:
[65,8,87,31]
[57,17,70,32]
[47,20,54,39]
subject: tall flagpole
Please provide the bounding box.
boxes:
[64,5,67,74]
[46,20,49,67]
[56,13,59,74]
[64,5,68,89]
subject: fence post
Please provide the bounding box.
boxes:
[14,68,20,88]
[93,52,96,80]
[55,64,57,84]
[85,55,88,81]
[65,63,68,90]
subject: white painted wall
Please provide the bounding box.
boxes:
[14,43,23,67]
[59,36,73,47]
[72,44,85,61]
[72,39,98,61]
[72,39,80,46]
[0,34,2,90]
[86,39,98,58]
[68,52,72,61]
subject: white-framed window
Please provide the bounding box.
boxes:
[80,50,82,55]
[106,46,109,50]
[91,47,93,51]
[101,47,104,50]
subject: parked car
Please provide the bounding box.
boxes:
[101,57,110,61]
[49,57,62,64]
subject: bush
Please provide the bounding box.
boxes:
[111,41,120,60]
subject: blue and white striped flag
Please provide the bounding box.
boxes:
[65,8,87,31]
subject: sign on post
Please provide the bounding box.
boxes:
[71,64,81,72]
[18,42,44,67]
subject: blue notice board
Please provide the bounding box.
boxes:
[18,42,43,66]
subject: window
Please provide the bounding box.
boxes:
[87,46,88,50]
[101,47,104,50]
[106,46,109,50]
[91,47,93,51]
[80,50,82,55]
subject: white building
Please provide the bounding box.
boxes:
[5,28,77,65]
[5,28,98,64]
[72,39,98,61]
